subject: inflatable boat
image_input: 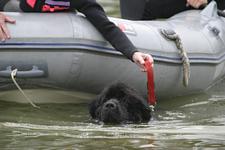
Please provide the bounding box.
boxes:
[0,2,225,103]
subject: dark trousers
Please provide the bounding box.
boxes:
[120,0,225,20]
[142,0,189,20]
[143,0,225,20]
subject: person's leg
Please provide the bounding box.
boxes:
[120,0,146,20]
[142,0,189,20]
[216,0,225,10]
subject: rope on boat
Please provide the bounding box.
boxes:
[11,69,40,108]
[160,29,190,87]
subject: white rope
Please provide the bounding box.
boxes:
[11,69,40,109]
[160,29,190,87]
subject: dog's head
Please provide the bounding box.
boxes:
[89,83,151,124]
[94,98,128,124]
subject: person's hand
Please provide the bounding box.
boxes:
[186,0,208,8]
[0,12,16,41]
[132,52,153,72]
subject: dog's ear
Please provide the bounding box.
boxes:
[134,97,152,122]
[126,97,151,122]
[89,98,98,119]
[89,93,106,118]
[141,105,152,122]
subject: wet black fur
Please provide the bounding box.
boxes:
[89,82,151,124]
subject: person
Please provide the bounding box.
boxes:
[0,0,153,72]
[142,0,225,20]
[0,0,19,41]
[0,12,15,41]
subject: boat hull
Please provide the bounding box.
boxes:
[0,48,224,101]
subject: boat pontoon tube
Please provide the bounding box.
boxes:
[0,2,225,102]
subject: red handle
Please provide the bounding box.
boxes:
[144,56,156,106]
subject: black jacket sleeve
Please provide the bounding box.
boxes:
[71,0,138,60]
[143,0,225,20]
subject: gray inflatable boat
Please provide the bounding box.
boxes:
[0,2,225,103]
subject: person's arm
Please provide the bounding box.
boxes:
[19,0,152,71]
[0,12,16,41]
[71,0,152,70]
[71,0,137,60]
[186,0,208,8]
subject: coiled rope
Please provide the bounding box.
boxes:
[11,69,40,108]
[160,29,190,87]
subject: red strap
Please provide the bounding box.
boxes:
[145,56,156,106]
[26,0,37,8]
[42,5,69,12]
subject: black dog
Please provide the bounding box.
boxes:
[89,82,151,124]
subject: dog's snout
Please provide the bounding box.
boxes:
[103,99,119,110]
[105,102,116,109]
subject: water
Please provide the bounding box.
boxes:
[1,0,225,149]
[1,80,225,149]
[98,0,120,17]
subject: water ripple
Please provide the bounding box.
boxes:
[2,122,225,136]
